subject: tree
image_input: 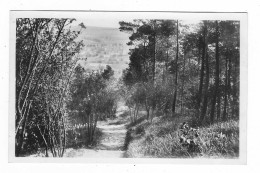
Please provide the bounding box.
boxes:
[172,20,179,115]
[120,19,239,125]
[210,21,220,122]
[120,20,177,118]
[102,65,114,80]
[200,21,210,122]
[15,18,84,156]
[219,21,240,121]
[68,64,117,144]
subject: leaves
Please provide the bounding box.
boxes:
[15,18,83,156]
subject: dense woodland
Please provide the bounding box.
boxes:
[15,18,240,158]
[119,19,239,123]
[119,20,240,157]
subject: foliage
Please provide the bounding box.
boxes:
[119,19,240,122]
[178,122,201,154]
[67,64,117,145]
[15,18,84,157]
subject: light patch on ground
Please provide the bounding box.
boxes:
[28,103,129,158]
[64,104,128,158]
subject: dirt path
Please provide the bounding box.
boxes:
[64,105,128,158]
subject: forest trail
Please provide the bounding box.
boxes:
[64,103,128,158]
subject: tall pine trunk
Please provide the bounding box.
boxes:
[217,94,221,120]
[164,42,169,83]
[181,53,186,115]
[197,38,205,113]
[232,49,239,118]
[227,50,232,118]
[153,34,156,83]
[223,50,229,121]
[172,20,179,115]
[210,21,220,123]
[200,21,209,122]
[152,20,157,84]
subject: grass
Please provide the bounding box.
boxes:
[124,114,239,158]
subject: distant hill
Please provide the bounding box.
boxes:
[73,26,131,78]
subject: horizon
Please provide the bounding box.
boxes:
[73,18,203,29]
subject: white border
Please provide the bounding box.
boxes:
[2,1,260,173]
[9,11,247,164]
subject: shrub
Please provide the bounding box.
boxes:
[178,122,201,155]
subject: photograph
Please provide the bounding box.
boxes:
[9,11,247,162]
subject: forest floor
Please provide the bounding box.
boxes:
[64,104,128,158]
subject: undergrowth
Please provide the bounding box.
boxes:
[66,127,103,149]
[124,115,239,158]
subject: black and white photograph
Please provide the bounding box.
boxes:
[9,11,247,163]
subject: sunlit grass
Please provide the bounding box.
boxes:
[125,115,239,158]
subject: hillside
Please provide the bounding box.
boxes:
[73,26,131,78]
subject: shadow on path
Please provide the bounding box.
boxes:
[64,105,129,158]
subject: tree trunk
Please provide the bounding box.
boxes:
[217,94,221,120]
[92,113,99,142]
[153,34,156,83]
[134,104,139,122]
[232,49,239,118]
[181,53,186,115]
[129,108,133,122]
[145,98,150,120]
[227,51,232,119]
[223,50,229,121]
[61,115,66,157]
[197,39,205,112]
[164,42,169,83]
[172,20,179,115]
[200,21,209,122]
[15,101,32,156]
[210,21,220,123]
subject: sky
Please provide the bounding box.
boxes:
[65,12,239,28]
[74,18,202,29]
[11,11,244,29]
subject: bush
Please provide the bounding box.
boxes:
[178,122,201,155]
[66,125,103,148]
